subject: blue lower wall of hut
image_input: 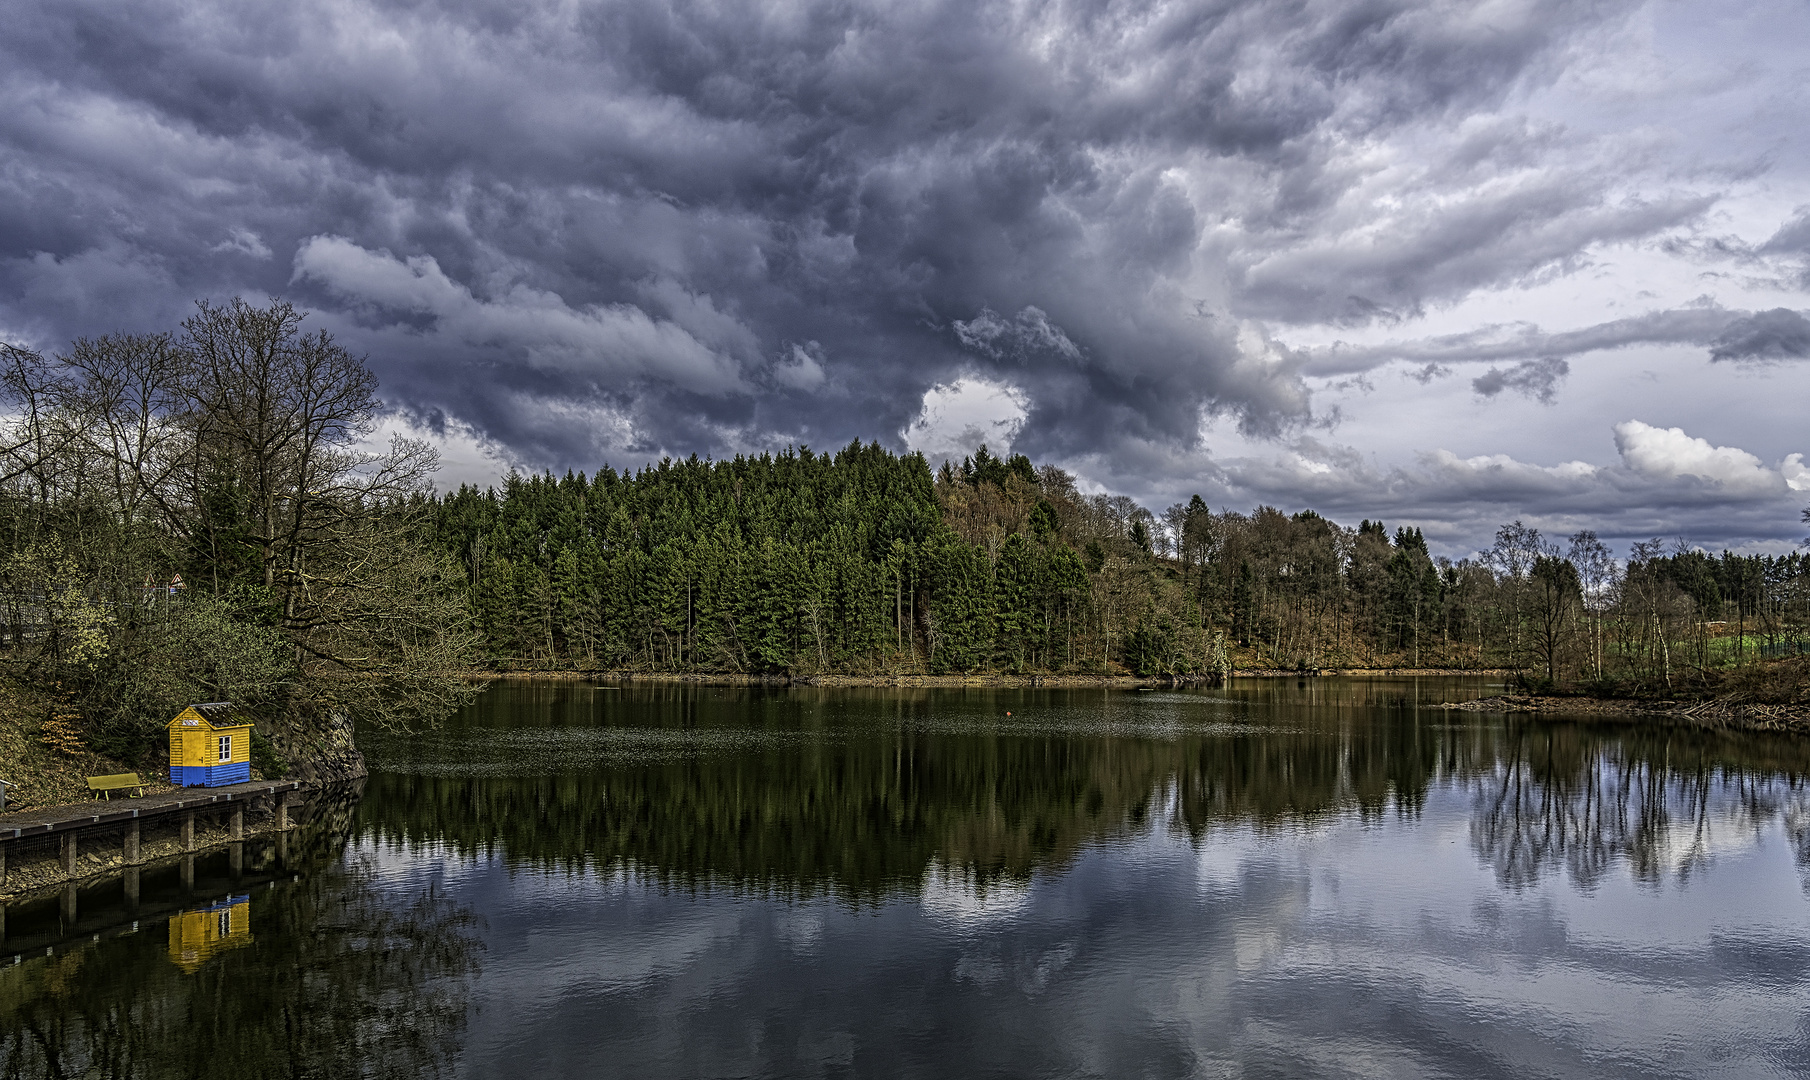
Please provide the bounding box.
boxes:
[173,762,251,787]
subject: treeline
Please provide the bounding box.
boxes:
[432,445,1810,688]
[0,299,478,763]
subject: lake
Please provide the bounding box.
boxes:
[5,677,1810,1078]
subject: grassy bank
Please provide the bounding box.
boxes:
[0,681,177,814]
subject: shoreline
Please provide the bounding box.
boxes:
[460,667,1514,687]
[463,668,1805,734]
[1441,694,1809,733]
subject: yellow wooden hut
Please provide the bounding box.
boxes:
[167,702,252,787]
[168,895,253,972]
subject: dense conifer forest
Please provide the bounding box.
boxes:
[431,443,1810,687]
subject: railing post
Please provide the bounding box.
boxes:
[230,804,244,841]
[181,812,195,852]
[60,832,77,878]
[124,819,141,864]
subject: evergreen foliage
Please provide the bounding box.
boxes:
[430,444,1810,683]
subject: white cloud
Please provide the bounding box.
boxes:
[357,411,512,493]
[902,376,1028,463]
[1783,453,1810,493]
[292,236,747,396]
[1612,420,1783,494]
[1421,449,1599,490]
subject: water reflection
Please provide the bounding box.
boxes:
[167,895,252,973]
[1469,724,1810,890]
[360,681,1810,897]
[0,788,483,1080]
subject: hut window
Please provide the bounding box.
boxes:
[218,735,231,762]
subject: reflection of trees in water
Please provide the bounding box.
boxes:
[1170,708,1447,834]
[363,683,1810,899]
[1789,803,1810,887]
[1469,722,1810,889]
[0,795,482,1080]
[361,705,1479,899]
[363,735,1165,902]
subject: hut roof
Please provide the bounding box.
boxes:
[168,702,245,730]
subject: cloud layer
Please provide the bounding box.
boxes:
[2,0,1808,551]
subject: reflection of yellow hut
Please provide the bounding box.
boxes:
[167,895,253,973]
[167,702,251,786]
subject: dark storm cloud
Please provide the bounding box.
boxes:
[0,0,1655,477]
[1708,308,1810,363]
[1759,208,1810,290]
[1470,356,1567,404]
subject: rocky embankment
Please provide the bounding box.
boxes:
[271,709,367,785]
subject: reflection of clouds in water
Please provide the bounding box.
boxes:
[952,939,1079,997]
[1016,942,1079,996]
[918,861,1034,929]
[776,910,826,955]
[1194,830,1261,896]
[1645,816,1758,880]
[1190,826,1315,978]
[359,837,477,887]
[490,871,744,1001]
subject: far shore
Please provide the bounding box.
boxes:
[1441,693,1809,733]
[460,667,1515,687]
[459,667,1807,734]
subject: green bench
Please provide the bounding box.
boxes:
[87,772,147,799]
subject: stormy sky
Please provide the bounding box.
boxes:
[3,0,1808,556]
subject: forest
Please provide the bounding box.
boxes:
[434,441,1810,689]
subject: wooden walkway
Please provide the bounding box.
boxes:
[0,781,303,842]
[1,781,305,892]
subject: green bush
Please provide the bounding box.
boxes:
[250,729,287,779]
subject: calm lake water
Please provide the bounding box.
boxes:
[6,677,1810,1078]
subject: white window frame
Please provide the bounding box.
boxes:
[218,735,232,762]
